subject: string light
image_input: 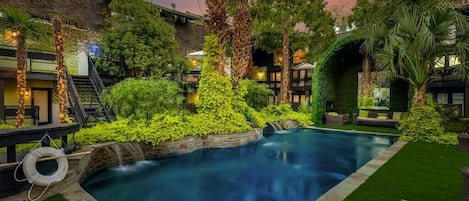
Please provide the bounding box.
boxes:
[4,30,19,45]
[53,18,68,123]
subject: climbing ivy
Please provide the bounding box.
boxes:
[311,35,363,124]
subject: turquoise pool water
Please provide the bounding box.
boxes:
[82,128,397,201]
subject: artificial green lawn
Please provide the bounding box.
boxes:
[316,124,401,134]
[44,194,68,201]
[345,142,469,201]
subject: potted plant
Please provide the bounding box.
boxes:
[458,119,469,152]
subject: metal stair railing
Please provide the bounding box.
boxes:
[88,57,116,121]
[65,68,88,127]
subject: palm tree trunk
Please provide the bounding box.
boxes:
[16,35,27,128]
[232,0,253,87]
[53,18,68,123]
[205,0,230,75]
[412,85,427,106]
[279,19,290,104]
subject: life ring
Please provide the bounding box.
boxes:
[22,147,68,186]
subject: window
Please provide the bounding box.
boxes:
[292,71,299,79]
[452,93,464,116]
[293,95,300,103]
[437,93,448,104]
[270,72,281,81]
[306,70,313,78]
[300,70,306,79]
[435,55,461,68]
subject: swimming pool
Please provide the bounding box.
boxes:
[81,128,397,201]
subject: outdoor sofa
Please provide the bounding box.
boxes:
[353,109,405,128]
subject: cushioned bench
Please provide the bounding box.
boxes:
[353,110,406,128]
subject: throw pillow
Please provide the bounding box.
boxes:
[328,112,339,116]
[393,112,403,121]
[358,110,369,118]
[377,116,389,120]
[377,112,389,118]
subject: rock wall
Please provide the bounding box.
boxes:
[83,128,263,175]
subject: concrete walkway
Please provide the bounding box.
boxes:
[317,140,407,201]
[62,183,96,201]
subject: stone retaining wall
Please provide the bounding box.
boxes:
[84,128,263,176]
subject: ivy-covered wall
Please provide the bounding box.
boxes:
[312,35,410,124]
[0,0,110,31]
[390,79,409,112]
[312,36,363,124]
[334,48,362,114]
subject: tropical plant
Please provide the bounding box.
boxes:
[96,0,186,78]
[362,5,469,106]
[0,8,46,127]
[252,0,336,103]
[101,78,183,121]
[298,99,311,114]
[205,0,231,74]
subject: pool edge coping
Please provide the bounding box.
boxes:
[315,140,408,201]
[306,126,401,137]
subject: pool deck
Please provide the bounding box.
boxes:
[316,140,407,201]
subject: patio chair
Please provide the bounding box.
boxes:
[325,112,349,126]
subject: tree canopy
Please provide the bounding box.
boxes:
[252,0,335,103]
[252,0,335,58]
[362,5,469,106]
[95,0,186,78]
[349,0,462,32]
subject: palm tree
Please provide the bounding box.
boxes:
[205,0,231,75]
[231,0,253,86]
[52,17,68,123]
[0,8,44,127]
[362,5,469,106]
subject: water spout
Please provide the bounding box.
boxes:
[104,142,145,166]
[267,121,284,132]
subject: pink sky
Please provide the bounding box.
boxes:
[153,0,356,22]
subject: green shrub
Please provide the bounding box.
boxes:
[232,97,267,128]
[101,78,183,120]
[399,97,450,144]
[195,35,251,130]
[75,112,252,146]
[260,104,312,127]
[400,133,458,146]
[444,121,467,133]
[238,80,273,111]
[0,123,15,129]
[436,104,460,122]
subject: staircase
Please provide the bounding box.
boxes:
[66,58,115,127]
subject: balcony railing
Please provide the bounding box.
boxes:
[0,55,55,73]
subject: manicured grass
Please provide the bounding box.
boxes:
[345,142,469,201]
[316,124,401,134]
[44,194,68,201]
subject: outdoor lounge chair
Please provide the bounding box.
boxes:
[325,112,349,126]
